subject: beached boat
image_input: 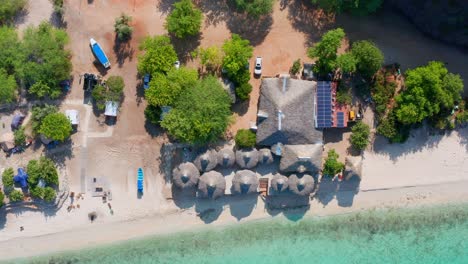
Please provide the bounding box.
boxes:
[137,168,144,193]
[90,38,110,68]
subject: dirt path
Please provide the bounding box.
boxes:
[15,0,54,32]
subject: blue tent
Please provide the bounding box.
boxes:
[14,168,29,188]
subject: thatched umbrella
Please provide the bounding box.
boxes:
[258,148,274,165]
[217,148,235,168]
[172,162,200,189]
[198,171,226,199]
[232,170,259,194]
[235,148,259,169]
[288,174,315,196]
[270,173,289,192]
[344,156,362,181]
[194,149,218,172]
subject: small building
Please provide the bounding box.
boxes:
[65,110,79,127]
[280,144,322,174]
[104,101,118,117]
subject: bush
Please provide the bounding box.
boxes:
[92,76,125,111]
[236,82,252,101]
[323,149,344,176]
[91,84,106,110]
[165,0,203,38]
[0,68,17,104]
[350,121,371,151]
[43,187,56,202]
[30,186,45,199]
[456,111,468,125]
[14,126,26,146]
[336,88,352,105]
[9,189,23,202]
[235,129,256,148]
[39,112,72,141]
[114,14,133,41]
[290,59,301,75]
[233,0,274,18]
[27,157,59,187]
[0,190,4,207]
[0,0,27,24]
[2,168,14,191]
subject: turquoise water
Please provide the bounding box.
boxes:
[10,204,468,264]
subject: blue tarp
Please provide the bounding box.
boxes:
[14,168,28,188]
[137,168,144,192]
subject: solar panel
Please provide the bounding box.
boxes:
[337,112,345,128]
[316,81,333,128]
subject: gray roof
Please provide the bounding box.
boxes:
[256,77,323,146]
[289,174,315,196]
[217,148,236,168]
[235,148,259,169]
[271,173,289,192]
[258,148,274,164]
[194,149,218,172]
[232,170,259,194]
[280,144,323,173]
[198,171,226,199]
[172,162,200,189]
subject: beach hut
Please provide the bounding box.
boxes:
[270,173,289,192]
[232,170,259,194]
[105,101,118,117]
[0,132,15,152]
[258,148,274,165]
[235,148,259,169]
[14,168,29,188]
[288,174,315,196]
[344,156,362,181]
[194,149,218,172]
[217,148,235,168]
[172,162,200,189]
[198,171,226,199]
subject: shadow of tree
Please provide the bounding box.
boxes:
[49,12,67,28]
[44,140,74,168]
[196,0,230,27]
[170,34,201,64]
[336,176,360,207]
[231,99,249,117]
[315,176,338,206]
[156,0,178,15]
[226,13,273,46]
[13,8,28,26]
[228,194,258,220]
[113,37,135,68]
[194,198,224,223]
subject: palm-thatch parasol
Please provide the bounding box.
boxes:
[198,171,226,199]
[172,162,200,189]
[235,148,259,169]
[194,149,218,172]
[270,173,289,192]
[344,156,362,181]
[232,170,259,194]
[217,148,235,168]
[288,174,315,196]
[258,148,274,164]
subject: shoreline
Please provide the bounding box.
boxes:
[2,180,468,261]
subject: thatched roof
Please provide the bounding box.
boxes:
[232,170,259,194]
[217,148,235,168]
[280,144,322,173]
[344,156,362,180]
[271,173,289,192]
[172,162,200,189]
[194,149,218,172]
[289,174,315,196]
[271,143,284,156]
[198,171,226,199]
[258,148,274,164]
[256,77,323,146]
[235,148,259,169]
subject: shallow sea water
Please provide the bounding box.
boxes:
[10,204,468,264]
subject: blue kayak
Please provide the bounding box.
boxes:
[90,38,110,68]
[137,168,144,193]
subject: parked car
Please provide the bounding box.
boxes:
[143,74,151,90]
[174,60,180,69]
[254,57,262,76]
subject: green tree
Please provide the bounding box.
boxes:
[144,105,162,124]
[28,81,59,99]
[235,129,256,148]
[312,0,383,16]
[0,190,4,207]
[0,26,20,73]
[43,186,56,202]
[351,40,384,79]
[30,186,45,199]
[106,75,125,102]
[290,59,301,75]
[323,149,344,176]
[15,22,71,98]
[235,82,252,101]
[38,112,72,141]
[27,157,59,187]
[161,76,232,144]
[233,0,274,18]
[165,0,203,38]
[336,53,357,74]
[114,14,133,41]
[91,84,107,110]
[2,168,14,192]
[31,104,58,133]
[137,35,178,75]
[350,121,370,151]
[308,28,345,75]
[14,127,26,146]
[145,67,198,107]
[0,0,27,24]
[9,189,23,202]
[198,46,223,72]
[0,68,17,104]
[222,34,253,85]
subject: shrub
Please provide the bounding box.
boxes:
[30,186,45,199]
[43,187,56,202]
[14,127,26,146]
[0,68,17,104]
[290,59,301,75]
[350,121,371,151]
[114,14,133,41]
[0,190,4,207]
[9,189,24,202]
[336,88,352,105]
[323,149,344,176]
[236,82,252,101]
[2,168,14,191]
[456,111,468,125]
[235,129,256,148]
[91,84,106,110]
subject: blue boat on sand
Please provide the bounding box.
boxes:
[137,168,144,193]
[90,38,110,68]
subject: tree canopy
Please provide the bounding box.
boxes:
[0,26,19,73]
[351,40,384,79]
[312,0,383,16]
[165,0,203,38]
[323,149,344,176]
[336,53,357,74]
[27,157,59,187]
[395,61,463,125]
[350,121,371,151]
[92,75,125,110]
[308,28,345,75]
[0,0,26,25]
[235,129,256,148]
[39,112,72,141]
[222,34,253,84]
[0,68,17,104]
[161,76,232,144]
[9,189,23,202]
[233,0,274,18]
[0,190,4,207]
[197,45,223,73]
[137,35,178,75]
[31,104,58,133]
[114,14,133,41]
[145,67,198,107]
[2,168,14,191]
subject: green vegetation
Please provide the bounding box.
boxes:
[138,35,178,75]
[14,127,26,146]
[43,186,56,202]
[336,86,352,105]
[235,82,252,101]
[351,40,384,79]
[92,76,125,110]
[114,14,133,41]
[290,59,301,75]
[38,112,72,141]
[336,53,357,74]
[235,129,256,148]
[165,0,203,38]
[0,68,17,104]
[233,0,274,18]
[372,68,397,119]
[144,105,162,125]
[145,67,198,107]
[9,189,23,202]
[161,76,232,144]
[312,0,383,16]
[197,45,223,73]
[2,168,15,192]
[0,26,19,73]
[222,34,253,85]
[0,0,27,24]
[350,121,371,151]
[323,149,344,176]
[0,190,4,207]
[307,28,345,75]
[31,104,59,134]
[51,0,64,16]
[27,157,59,201]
